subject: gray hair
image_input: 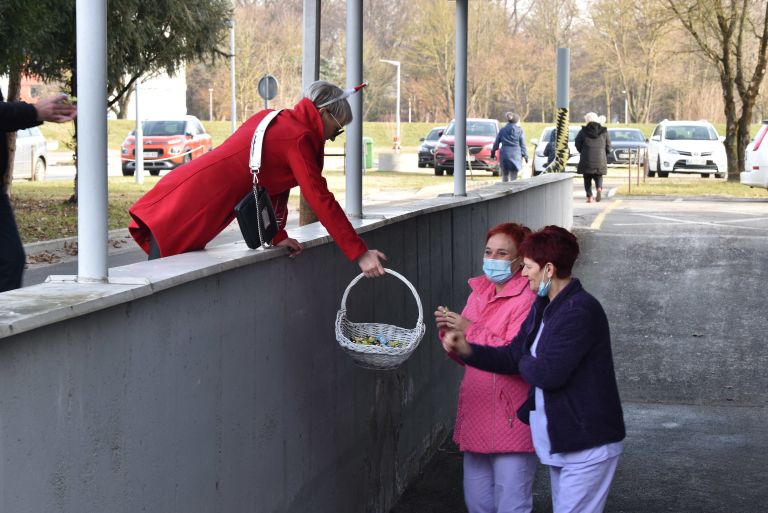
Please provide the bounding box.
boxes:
[302,80,354,126]
[584,112,599,123]
[506,112,520,124]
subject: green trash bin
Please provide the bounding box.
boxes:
[362,137,374,169]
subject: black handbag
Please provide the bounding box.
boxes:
[234,109,282,248]
[234,184,278,249]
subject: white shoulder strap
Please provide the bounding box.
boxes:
[249,109,283,171]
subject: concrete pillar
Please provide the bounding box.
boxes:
[546,48,571,173]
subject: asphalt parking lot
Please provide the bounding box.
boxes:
[392,192,768,513]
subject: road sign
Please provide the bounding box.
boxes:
[258,75,279,108]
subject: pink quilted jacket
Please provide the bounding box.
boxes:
[450,272,536,453]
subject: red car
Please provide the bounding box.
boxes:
[433,118,500,176]
[121,115,213,176]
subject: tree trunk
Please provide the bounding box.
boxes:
[3,67,22,197]
[299,193,318,226]
[732,93,757,182]
[114,93,130,119]
[719,67,740,180]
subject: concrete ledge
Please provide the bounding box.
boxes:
[1,173,574,340]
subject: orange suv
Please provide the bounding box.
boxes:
[121,115,213,176]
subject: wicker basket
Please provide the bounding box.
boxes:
[335,268,426,370]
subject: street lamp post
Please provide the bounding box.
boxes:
[408,97,412,123]
[208,88,213,121]
[622,90,629,124]
[380,59,401,152]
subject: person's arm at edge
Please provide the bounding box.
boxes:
[286,135,386,275]
[574,130,585,154]
[0,100,40,131]
[491,128,502,157]
[451,305,535,375]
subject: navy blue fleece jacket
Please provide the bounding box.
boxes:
[463,278,626,454]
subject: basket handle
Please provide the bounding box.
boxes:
[339,268,424,326]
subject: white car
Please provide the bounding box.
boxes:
[12,126,48,181]
[645,120,726,178]
[530,126,581,175]
[741,122,768,189]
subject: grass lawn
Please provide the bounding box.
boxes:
[615,177,768,198]
[10,171,497,244]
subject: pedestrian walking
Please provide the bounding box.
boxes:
[491,112,528,182]
[575,112,610,202]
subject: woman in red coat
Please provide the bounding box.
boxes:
[128,81,386,277]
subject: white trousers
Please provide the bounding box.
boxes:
[463,451,538,513]
[549,455,620,513]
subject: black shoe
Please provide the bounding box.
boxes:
[596,188,602,202]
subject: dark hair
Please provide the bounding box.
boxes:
[519,225,579,278]
[485,222,531,250]
[506,112,520,124]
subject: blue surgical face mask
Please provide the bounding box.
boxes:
[537,267,552,297]
[483,258,515,284]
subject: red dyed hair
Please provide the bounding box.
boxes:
[485,222,531,250]
[519,225,580,278]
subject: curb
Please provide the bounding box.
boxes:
[24,228,132,256]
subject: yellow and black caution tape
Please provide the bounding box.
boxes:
[544,107,569,173]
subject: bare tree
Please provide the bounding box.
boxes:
[523,0,579,121]
[667,0,768,179]
[588,0,675,123]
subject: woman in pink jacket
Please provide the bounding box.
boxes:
[435,222,537,513]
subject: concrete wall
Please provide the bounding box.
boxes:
[0,175,573,513]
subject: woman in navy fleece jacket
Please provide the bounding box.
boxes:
[442,225,625,513]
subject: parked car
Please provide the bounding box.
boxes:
[607,128,647,165]
[433,118,499,176]
[12,126,48,181]
[645,120,726,178]
[741,120,768,189]
[121,115,213,176]
[417,126,446,168]
[530,126,581,174]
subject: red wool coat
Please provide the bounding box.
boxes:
[128,98,368,261]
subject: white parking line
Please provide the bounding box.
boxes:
[615,213,768,232]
